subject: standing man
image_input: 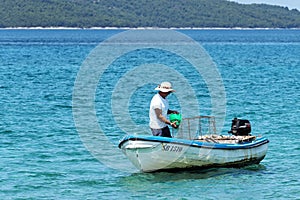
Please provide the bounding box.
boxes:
[149,82,179,137]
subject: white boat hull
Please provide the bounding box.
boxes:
[119,135,269,172]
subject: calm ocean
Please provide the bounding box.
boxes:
[0,29,299,199]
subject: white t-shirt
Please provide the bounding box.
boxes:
[149,93,169,129]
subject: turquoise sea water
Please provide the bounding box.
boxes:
[0,29,299,199]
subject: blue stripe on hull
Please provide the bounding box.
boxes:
[118,135,269,150]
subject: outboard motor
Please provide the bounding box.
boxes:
[228,118,251,136]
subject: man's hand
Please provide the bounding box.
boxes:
[170,122,177,128]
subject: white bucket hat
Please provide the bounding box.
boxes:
[155,82,175,93]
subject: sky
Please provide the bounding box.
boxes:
[232,0,300,10]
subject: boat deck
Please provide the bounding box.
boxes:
[195,135,257,144]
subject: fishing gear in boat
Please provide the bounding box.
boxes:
[169,113,182,128]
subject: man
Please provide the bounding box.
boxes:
[149,81,179,137]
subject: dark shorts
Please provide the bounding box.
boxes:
[151,126,172,138]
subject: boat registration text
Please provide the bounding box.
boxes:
[162,144,183,153]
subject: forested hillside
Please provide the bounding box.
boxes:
[0,0,300,28]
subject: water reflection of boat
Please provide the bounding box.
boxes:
[118,116,269,172]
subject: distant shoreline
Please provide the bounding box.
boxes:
[1,27,300,30]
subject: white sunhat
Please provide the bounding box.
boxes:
[154,82,175,93]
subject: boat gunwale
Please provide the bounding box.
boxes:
[118,135,269,150]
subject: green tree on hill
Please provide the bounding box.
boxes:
[0,0,299,28]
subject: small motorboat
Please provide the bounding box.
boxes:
[118,116,269,172]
